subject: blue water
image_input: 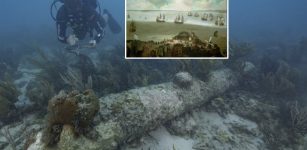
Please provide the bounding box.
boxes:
[0,0,306,44]
[0,0,125,46]
[230,0,307,43]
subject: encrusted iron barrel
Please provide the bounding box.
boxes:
[28,69,237,150]
[97,68,238,149]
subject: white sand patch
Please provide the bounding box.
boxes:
[27,132,44,150]
[123,126,194,150]
[171,111,266,150]
[123,111,267,150]
[14,67,41,108]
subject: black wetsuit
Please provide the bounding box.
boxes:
[56,4,105,44]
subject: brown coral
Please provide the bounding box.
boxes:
[42,90,99,146]
[75,90,99,128]
[47,91,78,125]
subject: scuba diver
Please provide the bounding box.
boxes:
[51,0,121,51]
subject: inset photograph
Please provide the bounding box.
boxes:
[126,0,228,59]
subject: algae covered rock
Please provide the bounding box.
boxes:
[42,89,99,146]
[27,69,237,150]
[57,125,101,150]
[95,121,124,150]
[173,72,193,88]
[98,69,237,148]
[28,125,103,150]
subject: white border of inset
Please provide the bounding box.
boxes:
[124,0,229,60]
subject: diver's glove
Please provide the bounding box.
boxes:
[88,40,97,48]
[66,34,79,46]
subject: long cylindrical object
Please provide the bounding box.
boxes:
[97,69,237,149]
[28,69,237,150]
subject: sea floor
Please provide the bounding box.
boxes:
[3,89,306,150]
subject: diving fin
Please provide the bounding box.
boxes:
[103,9,122,34]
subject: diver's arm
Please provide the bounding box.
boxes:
[57,22,67,43]
[56,6,68,43]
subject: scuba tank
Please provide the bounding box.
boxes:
[50,0,102,21]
